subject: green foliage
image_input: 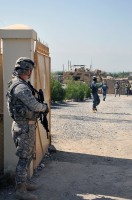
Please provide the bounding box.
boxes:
[107,71,130,78]
[51,75,65,102]
[53,71,63,75]
[51,74,91,102]
[81,82,91,98]
[65,80,91,101]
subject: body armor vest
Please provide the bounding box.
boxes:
[6,79,24,119]
[6,78,38,121]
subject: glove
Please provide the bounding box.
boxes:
[44,103,49,114]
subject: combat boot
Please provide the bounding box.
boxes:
[15,183,38,200]
[93,108,97,113]
[26,182,38,191]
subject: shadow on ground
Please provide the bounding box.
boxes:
[0,150,131,200]
[51,100,92,109]
[37,150,132,200]
[51,102,78,109]
[58,114,131,124]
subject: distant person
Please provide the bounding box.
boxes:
[90,76,102,113]
[102,82,108,101]
[114,81,120,97]
[125,81,131,96]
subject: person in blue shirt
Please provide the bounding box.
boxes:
[102,82,108,101]
[90,76,102,112]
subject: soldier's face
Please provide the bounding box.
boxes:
[26,69,32,79]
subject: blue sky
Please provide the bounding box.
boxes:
[0,0,132,72]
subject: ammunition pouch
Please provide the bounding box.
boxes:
[13,105,39,121]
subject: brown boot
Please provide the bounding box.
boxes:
[26,183,38,191]
[15,183,38,200]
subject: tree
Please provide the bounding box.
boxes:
[51,75,65,102]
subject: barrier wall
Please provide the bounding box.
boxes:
[0,24,51,174]
[0,42,4,171]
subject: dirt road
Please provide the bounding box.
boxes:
[1,94,132,200]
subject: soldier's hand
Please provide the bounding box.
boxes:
[44,103,49,114]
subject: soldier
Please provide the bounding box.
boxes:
[125,81,131,96]
[90,76,102,112]
[114,81,120,97]
[6,57,49,200]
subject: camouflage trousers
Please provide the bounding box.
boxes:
[11,121,36,184]
[114,88,120,97]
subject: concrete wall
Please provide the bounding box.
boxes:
[0,24,37,172]
[0,41,4,171]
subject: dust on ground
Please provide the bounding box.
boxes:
[0,94,132,200]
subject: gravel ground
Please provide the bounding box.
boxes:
[51,94,132,159]
[0,94,132,200]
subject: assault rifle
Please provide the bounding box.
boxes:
[28,81,49,139]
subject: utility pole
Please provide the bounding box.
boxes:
[70,61,71,70]
[90,57,92,71]
[63,64,64,72]
[68,60,69,71]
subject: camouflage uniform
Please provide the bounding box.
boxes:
[12,121,36,184]
[114,81,120,97]
[7,70,47,185]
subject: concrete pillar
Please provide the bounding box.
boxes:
[0,24,37,172]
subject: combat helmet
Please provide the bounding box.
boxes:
[15,57,34,71]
